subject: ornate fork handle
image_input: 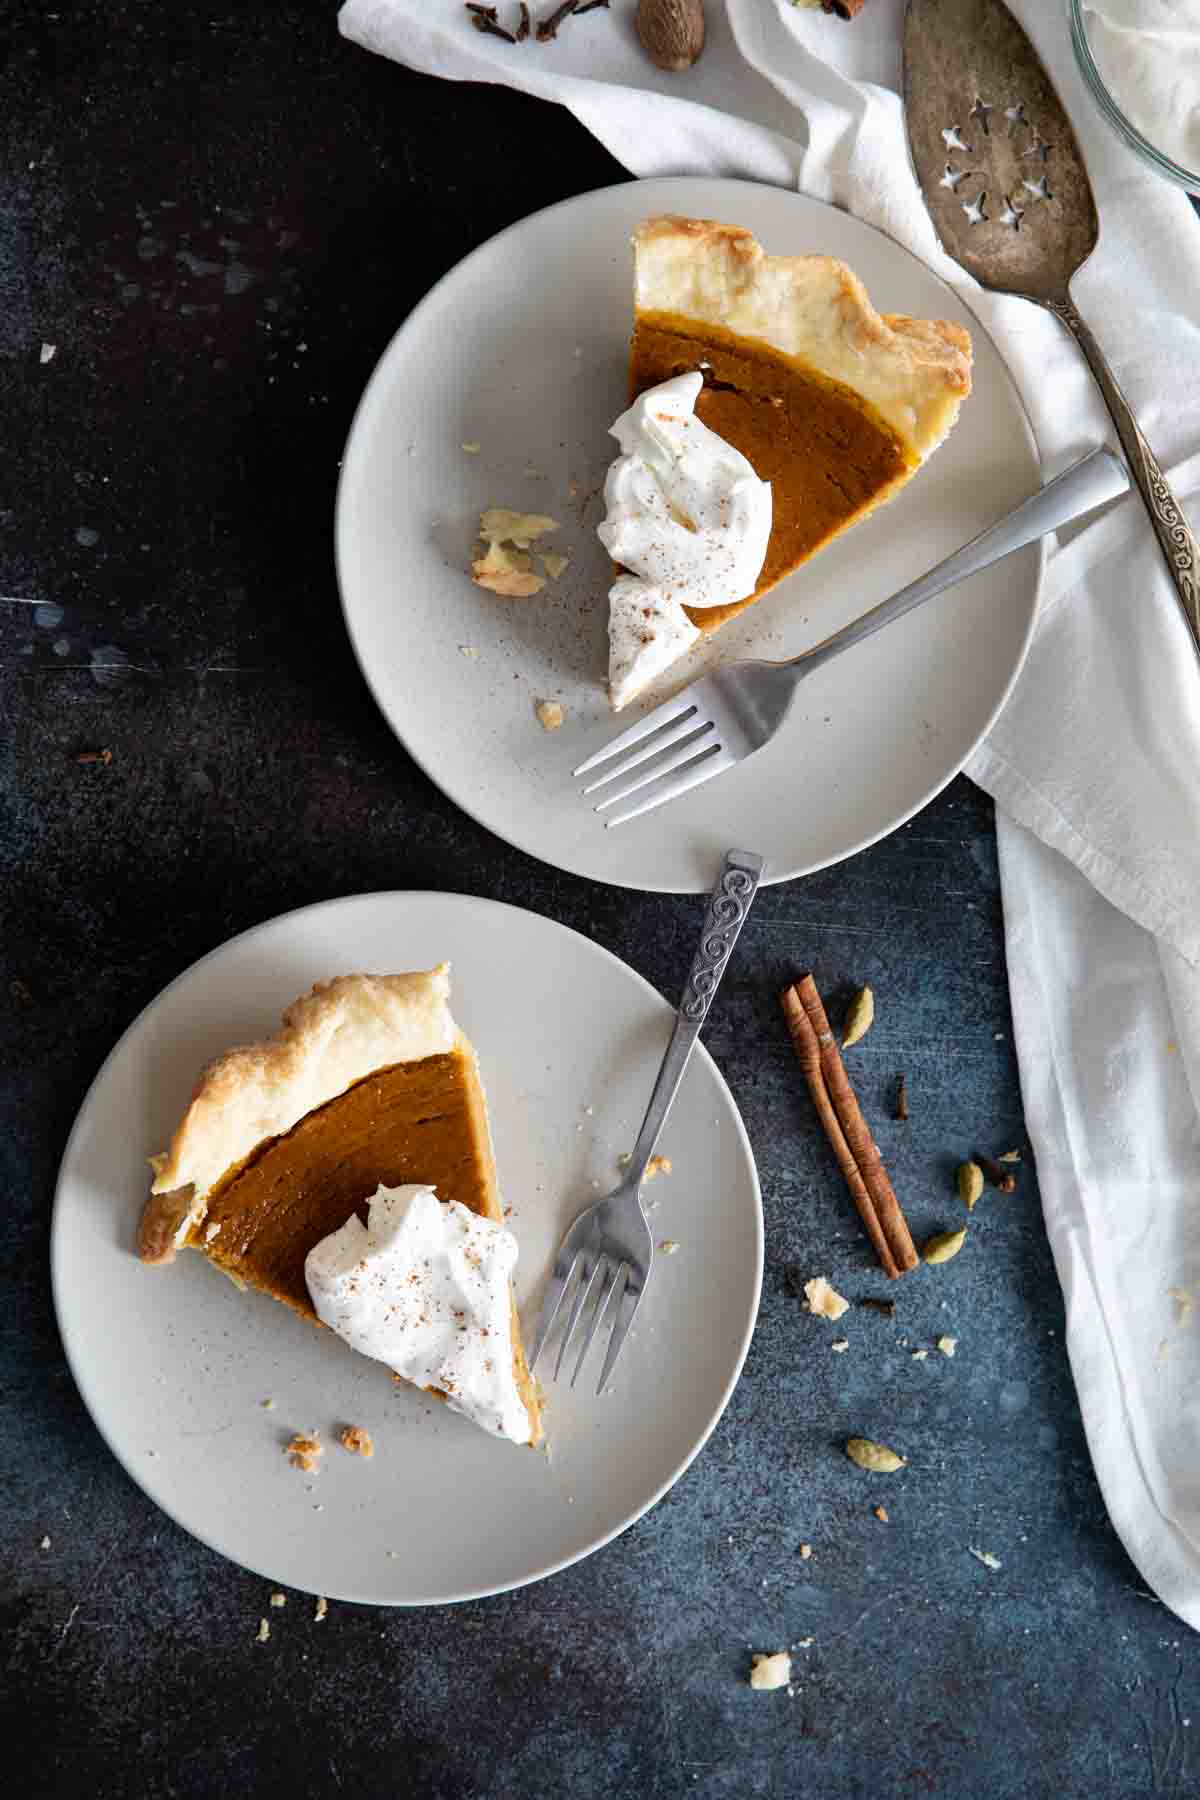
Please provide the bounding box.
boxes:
[624,850,765,1186]
[680,851,764,1023]
[1045,297,1200,652]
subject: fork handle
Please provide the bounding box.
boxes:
[624,849,765,1188]
[1045,298,1200,654]
[787,447,1129,680]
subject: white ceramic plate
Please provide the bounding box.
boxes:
[336,176,1041,895]
[51,893,762,1606]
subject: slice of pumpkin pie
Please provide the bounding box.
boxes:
[137,967,542,1445]
[601,215,973,708]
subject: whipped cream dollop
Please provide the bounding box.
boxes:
[1083,2,1200,175]
[304,1183,531,1445]
[598,372,772,710]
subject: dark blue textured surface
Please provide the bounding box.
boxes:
[3,6,1198,1796]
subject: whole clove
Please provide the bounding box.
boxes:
[471,12,517,40]
[537,0,580,39]
[976,1151,1018,1193]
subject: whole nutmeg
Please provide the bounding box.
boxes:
[636,0,705,73]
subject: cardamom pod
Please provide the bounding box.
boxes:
[956,1160,984,1211]
[845,1436,907,1473]
[842,985,875,1048]
[923,1227,967,1265]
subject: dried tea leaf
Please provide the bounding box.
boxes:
[922,1227,967,1265]
[845,1436,906,1473]
[842,985,875,1048]
[478,507,559,548]
[956,1161,984,1211]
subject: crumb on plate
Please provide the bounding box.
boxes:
[285,1432,323,1474]
[339,1424,374,1459]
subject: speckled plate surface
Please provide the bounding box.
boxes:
[335,175,1041,894]
[51,891,762,1606]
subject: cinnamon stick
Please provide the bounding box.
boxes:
[780,975,918,1279]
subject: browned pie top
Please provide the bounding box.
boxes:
[195,1048,498,1322]
[629,310,913,633]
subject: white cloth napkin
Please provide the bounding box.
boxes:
[340,0,1200,1628]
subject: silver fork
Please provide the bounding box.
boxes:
[527,848,764,1395]
[575,447,1129,825]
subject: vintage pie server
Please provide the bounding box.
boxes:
[903,0,1199,650]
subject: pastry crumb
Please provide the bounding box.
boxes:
[256,1618,271,1643]
[261,1398,276,1410]
[285,1432,323,1473]
[541,551,570,580]
[794,1636,814,1649]
[831,1338,849,1353]
[874,1505,889,1523]
[803,1277,850,1322]
[535,700,564,732]
[269,1591,286,1608]
[40,342,56,363]
[619,1152,672,1180]
[459,644,480,659]
[798,1543,813,1560]
[338,1424,374,1459]
[461,441,481,453]
[40,1535,51,1550]
[314,1595,328,1622]
[658,1239,680,1255]
[968,1547,1002,1571]
[937,1335,958,1358]
[750,1651,792,1691]
[472,538,545,598]
[911,1348,929,1361]
[204,1220,221,1243]
[997,1149,1021,1163]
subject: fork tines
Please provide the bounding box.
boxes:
[531,1250,641,1394]
[573,686,735,826]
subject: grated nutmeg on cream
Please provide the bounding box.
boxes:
[304,1183,531,1445]
[598,372,772,710]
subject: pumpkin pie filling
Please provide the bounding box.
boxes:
[196,1049,497,1320]
[629,311,913,634]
